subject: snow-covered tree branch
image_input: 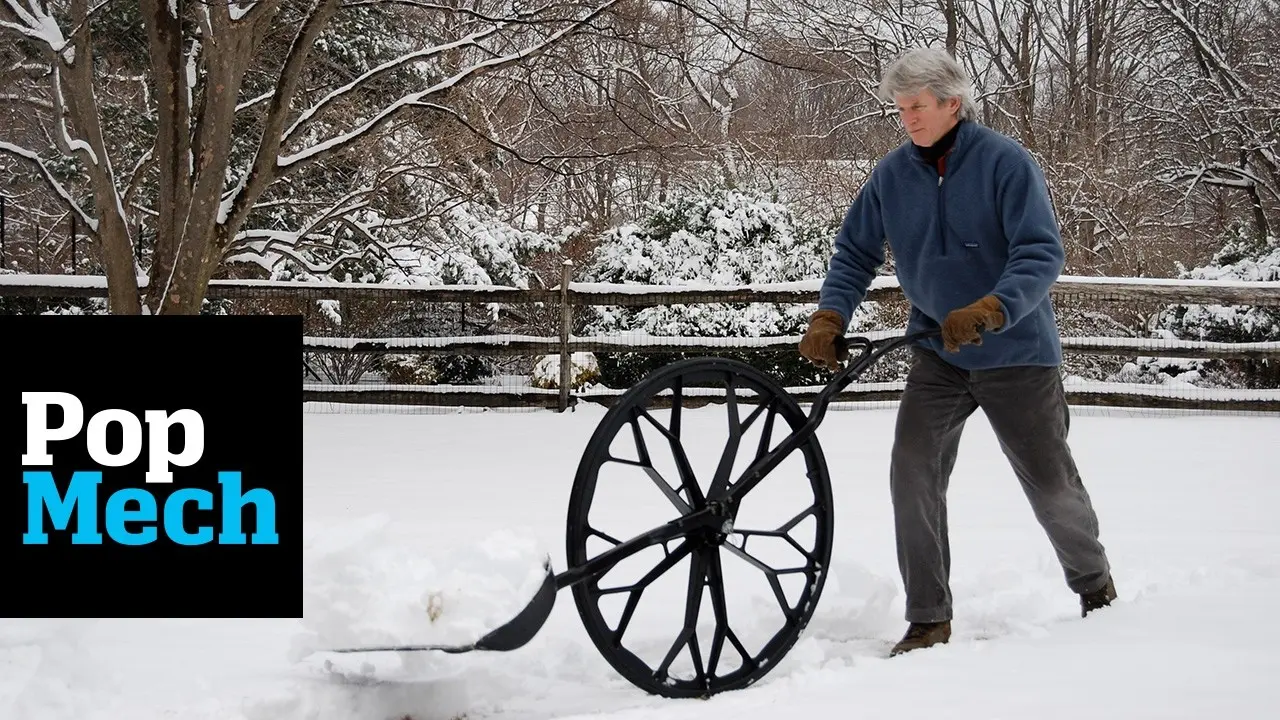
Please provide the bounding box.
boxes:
[0,0,625,314]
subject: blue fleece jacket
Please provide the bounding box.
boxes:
[818,121,1065,369]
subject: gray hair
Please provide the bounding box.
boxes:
[877,48,979,122]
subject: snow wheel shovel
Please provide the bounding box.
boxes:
[326,328,941,697]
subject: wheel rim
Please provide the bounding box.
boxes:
[566,358,834,698]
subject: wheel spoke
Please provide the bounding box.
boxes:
[774,505,816,534]
[735,528,817,563]
[735,393,776,439]
[732,504,821,561]
[727,504,824,617]
[708,391,779,501]
[705,548,755,675]
[597,541,693,645]
[704,548,729,679]
[655,547,709,680]
[717,399,795,501]
[720,542,808,619]
[670,376,682,440]
[723,535,812,571]
[707,372,742,500]
[625,409,693,514]
[638,407,707,508]
[588,526,624,548]
[753,400,779,466]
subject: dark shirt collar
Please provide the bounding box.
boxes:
[913,119,964,165]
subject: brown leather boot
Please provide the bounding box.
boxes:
[889,621,951,657]
[1080,577,1117,617]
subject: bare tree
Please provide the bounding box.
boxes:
[1140,0,1279,239]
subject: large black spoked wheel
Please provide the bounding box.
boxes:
[566,357,835,698]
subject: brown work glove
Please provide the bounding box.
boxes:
[799,309,849,371]
[941,295,1005,353]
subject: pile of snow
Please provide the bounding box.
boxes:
[292,515,551,668]
[530,352,600,390]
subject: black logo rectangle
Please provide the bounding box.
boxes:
[0,314,303,618]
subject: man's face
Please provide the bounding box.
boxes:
[894,89,961,147]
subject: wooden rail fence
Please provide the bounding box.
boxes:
[2,269,1279,413]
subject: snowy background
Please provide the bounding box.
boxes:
[3,401,1277,720]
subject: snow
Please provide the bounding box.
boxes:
[569,279,834,293]
[304,382,560,396]
[295,516,552,653]
[578,188,878,339]
[217,175,249,225]
[573,274,1280,294]
[1060,377,1280,400]
[305,334,557,349]
[0,2,66,56]
[1062,335,1280,353]
[1058,273,1280,289]
[3,404,1278,719]
[0,273,148,288]
[531,352,600,389]
[229,3,256,21]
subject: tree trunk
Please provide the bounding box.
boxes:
[96,206,144,314]
[140,0,193,314]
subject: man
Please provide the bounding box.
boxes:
[799,48,1116,657]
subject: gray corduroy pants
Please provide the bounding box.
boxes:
[890,347,1112,623]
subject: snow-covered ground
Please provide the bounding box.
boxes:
[4,402,1279,720]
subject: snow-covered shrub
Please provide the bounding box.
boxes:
[0,268,104,316]
[1156,229,1279,343]
[376,200,564,290]
[381,354,488,385]
[531,352,601,390]
[0,293,105,317]
[432,355,490,384]
[1152,229,1279,387]
[1106,356,1208,386]
[265,198,562,294]
[383,355,439,385]
[581,186,876,387]
[258,193,564,385]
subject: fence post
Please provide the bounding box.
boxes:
[70,214,77,274]
[558,259,574,412]
[1,195,6,269]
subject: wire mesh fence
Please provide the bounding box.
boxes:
[1,269,1278,417]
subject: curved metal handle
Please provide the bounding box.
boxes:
[722,326,943,505]
[810,327,941,416]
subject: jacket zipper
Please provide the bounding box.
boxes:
[937,171,946,257]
